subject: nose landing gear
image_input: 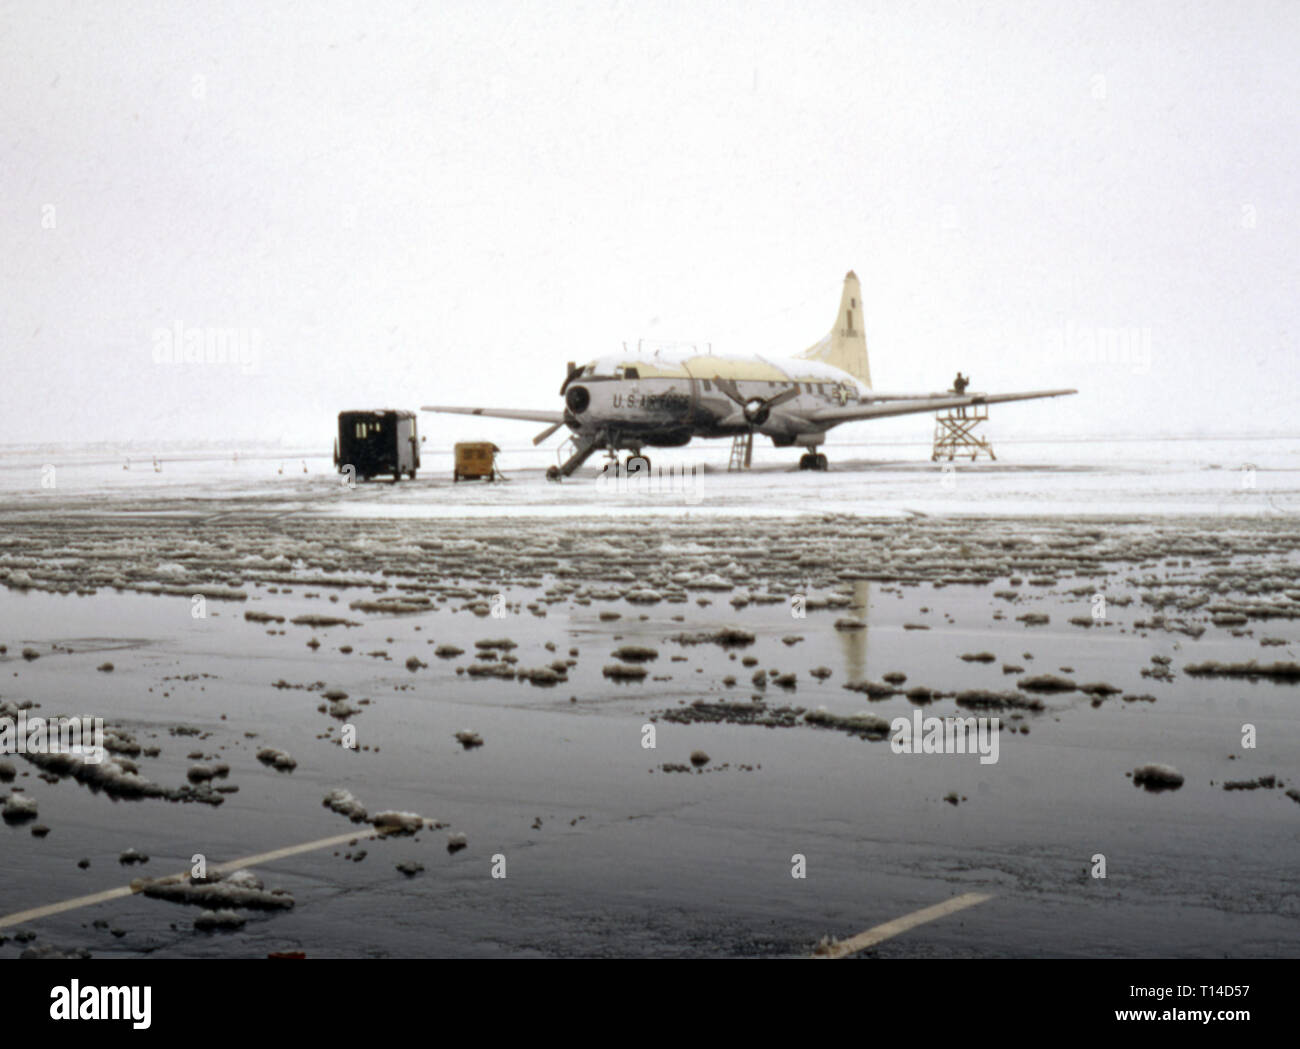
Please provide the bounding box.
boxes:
[547,432,646,482]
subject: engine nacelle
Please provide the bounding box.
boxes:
[565,385,590,414]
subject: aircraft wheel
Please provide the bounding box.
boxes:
[798,453,812,470]
[546,466,561,482]
[815,453,828,471]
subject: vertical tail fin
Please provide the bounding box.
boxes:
[798,270,871,389]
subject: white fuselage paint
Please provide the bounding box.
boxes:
[563,349,869,448]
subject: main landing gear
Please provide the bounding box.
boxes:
[599,452,651,477]
[798,451,829,471]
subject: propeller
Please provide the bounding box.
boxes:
[559,360,582,395]
[533,421,563,445]
[713,376,801,428]
[537,361,583,444]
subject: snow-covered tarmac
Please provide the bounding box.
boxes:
[3,435,1299,519]
[2,438,1299,958]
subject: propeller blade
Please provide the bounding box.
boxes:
[712,376,746,406]
[766,384,801,409]
[714,376,799,414]
[533,422,563,446]
[559,361,582,395]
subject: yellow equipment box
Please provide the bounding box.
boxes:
[453,442,500,482]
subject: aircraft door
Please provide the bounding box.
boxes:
[617,365,643,417]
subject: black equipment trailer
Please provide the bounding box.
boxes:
[334,409,421,482]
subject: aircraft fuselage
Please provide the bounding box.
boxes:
[561,350,866,449]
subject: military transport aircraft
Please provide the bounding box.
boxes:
[422,272,1076,480]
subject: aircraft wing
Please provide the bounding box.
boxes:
[855,392,974,401]
[421,405,566,425]
[807,388,1077,426]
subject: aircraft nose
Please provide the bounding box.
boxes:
[565,385,590,414]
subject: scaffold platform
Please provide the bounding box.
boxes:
[932,403,995,461]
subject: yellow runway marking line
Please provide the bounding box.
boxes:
[0,828,385,930]
[816,891,994,959]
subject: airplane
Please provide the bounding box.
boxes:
[422,271,1077,481]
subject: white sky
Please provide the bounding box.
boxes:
[3,0,1297,448]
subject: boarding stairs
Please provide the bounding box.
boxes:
[551,433,603,479]
[728,432,754,471]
